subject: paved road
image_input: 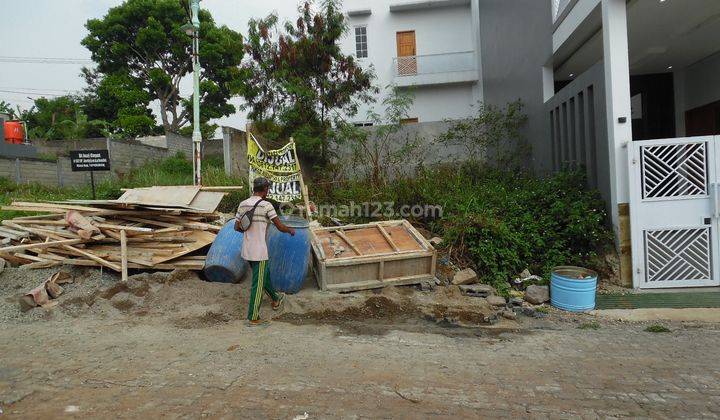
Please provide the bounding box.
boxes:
[1,315,719,418]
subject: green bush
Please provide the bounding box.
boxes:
[313,163,612,295]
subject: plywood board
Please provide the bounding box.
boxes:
[117,186,201,207]
[314,223,423,260]
[188,191,227,213]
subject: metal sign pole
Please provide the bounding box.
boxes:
[90,170,96,200]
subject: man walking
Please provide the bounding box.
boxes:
[237,177,295,326]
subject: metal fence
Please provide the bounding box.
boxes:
[393,51,476,77]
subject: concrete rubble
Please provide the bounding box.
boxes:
[452,268,478,285]
[486,295,506,307]
[458,283,494,297]
[525,285,550,304]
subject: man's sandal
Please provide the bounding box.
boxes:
[246,319,270,327]
[272,293,286,311]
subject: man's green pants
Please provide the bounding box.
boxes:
[247,260,280,321]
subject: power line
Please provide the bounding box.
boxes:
[0,89,67,97]
[0,86,77,93]
[0,56,93,65]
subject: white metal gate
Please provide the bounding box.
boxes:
[628,136,720,289]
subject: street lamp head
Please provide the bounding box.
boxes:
[180,23,195,36]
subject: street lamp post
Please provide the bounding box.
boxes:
[183,0,202,186]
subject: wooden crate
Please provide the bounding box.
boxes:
[309,220,436,292]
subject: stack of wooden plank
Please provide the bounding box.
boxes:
[0,186,230,278]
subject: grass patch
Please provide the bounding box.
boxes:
[0,153,247,221]
[645,324,671,333]
[578,321,601,330]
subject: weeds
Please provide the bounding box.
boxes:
[645,324,671,333]
[313,165,612,296]
[578,321,601,330]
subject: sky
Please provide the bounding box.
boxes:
[0,0,299,137]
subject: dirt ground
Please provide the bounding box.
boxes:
[1,267,720,418]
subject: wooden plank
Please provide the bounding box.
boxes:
[0,238,83,253]
[94,223,154,233]
[188,191,226,213]
[120,230,128,282]
[402,219,431,250]
[325,250,433,267]
[11,201,106,212]
[12,253,53,263]
[63,245,121,272]
[0,226,32,236]
[117,186,201,207]
[1,222,65,241]
[11,220,68,226]
[20,260,60,270]
[150,230,216,264]
[118,217,182,229]
[199,186,247,191]
[324,274,430,293]
[62,258,205,270]
[11,213,63,221]
[335,230,362,256]
[376,224,400,252]
[1,206,67,214]
[311,220,404,233]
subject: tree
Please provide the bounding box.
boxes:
[16,95,107,140]
[81,68,158,138]
[438,100,528,168]
[242,0,377,162]
[82,0,247,135]
[0,100,17,119]
[336,88,423,188]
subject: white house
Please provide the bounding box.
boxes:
[544,0,720,289]
[340,0,483,124]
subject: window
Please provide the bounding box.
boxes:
[355,26,367,58]
[353,122,374,127]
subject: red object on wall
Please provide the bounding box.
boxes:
[3,121,25,144]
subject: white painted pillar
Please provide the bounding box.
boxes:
[470,0,484,106]
[222,126,232,175]
[601,0,632,241]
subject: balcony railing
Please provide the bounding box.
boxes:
[392,51,476,77]
[552,0,574,22]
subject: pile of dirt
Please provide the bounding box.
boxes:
[281,295,419,323]
[0,266,498,334]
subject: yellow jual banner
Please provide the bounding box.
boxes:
[247,133,303,203]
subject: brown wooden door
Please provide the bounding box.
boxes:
[686,100,720,137]
[396,31,416,75]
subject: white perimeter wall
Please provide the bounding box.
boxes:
[674,51,720,136]
[341,1,477,123]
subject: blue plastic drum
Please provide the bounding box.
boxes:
[267,216,311,294]
[550,266,598,312]
[203,220,248,283]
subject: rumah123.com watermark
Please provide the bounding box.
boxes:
[308,201,443,219]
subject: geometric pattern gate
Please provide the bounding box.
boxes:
[629,136,720,288]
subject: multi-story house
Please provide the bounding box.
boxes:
[340,0,482,124]
[544,0,720,289]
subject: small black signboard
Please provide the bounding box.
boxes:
[69,149,110,172]
[69,149,110,199]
